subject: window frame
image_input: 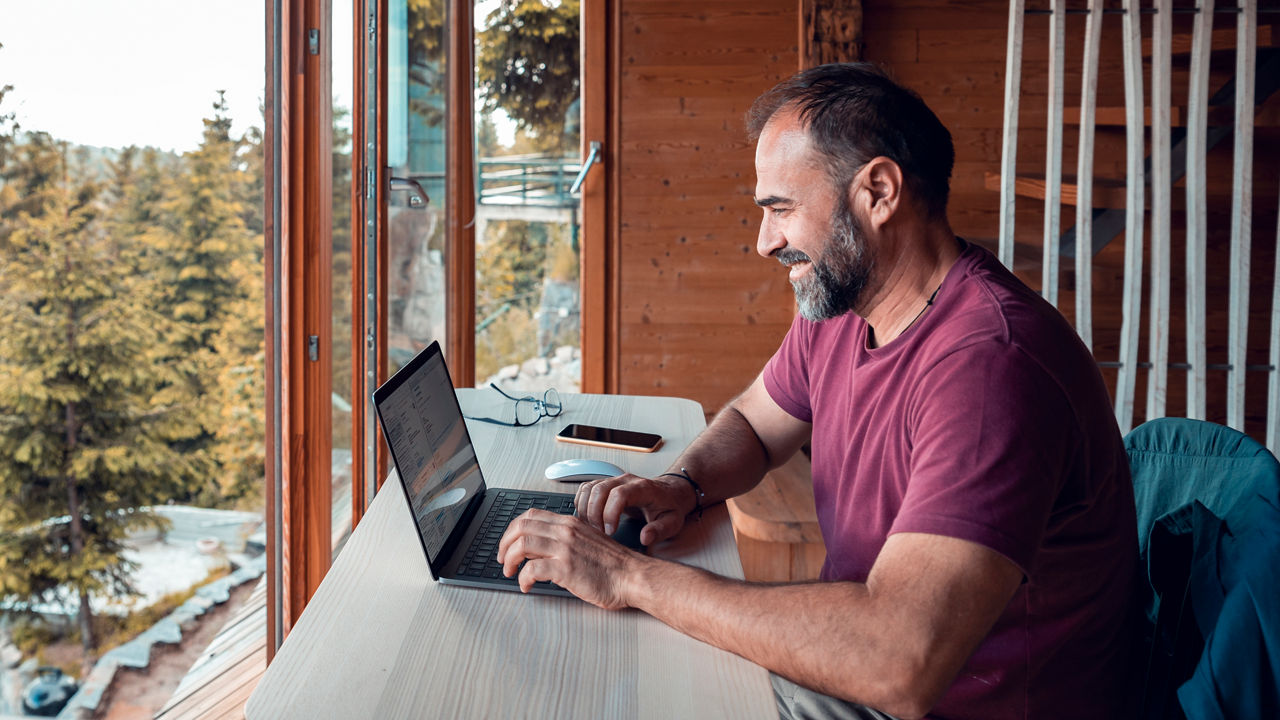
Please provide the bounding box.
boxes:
[266,0,335,658]
[267,0,617,659]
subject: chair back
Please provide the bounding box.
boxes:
[1126,417,1279,556]
[1125,417,1280,720]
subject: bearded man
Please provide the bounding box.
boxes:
[499,63,1139,720]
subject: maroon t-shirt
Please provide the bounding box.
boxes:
[763,241,1137,719]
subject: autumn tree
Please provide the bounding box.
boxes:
[130,94,263,506]
[477,0,580,153]
[0,150,191,672]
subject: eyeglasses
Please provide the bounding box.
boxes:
[464,383,563,427]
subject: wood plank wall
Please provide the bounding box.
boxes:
[611,0,1279,439]
[862,0,1280,442]
[615,0,800,412]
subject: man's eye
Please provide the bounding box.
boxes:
[770,207,789,216]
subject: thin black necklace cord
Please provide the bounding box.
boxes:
[905,283,943,330]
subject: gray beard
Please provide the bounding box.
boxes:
[779,203,873,322]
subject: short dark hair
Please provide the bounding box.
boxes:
[746,63,954,219]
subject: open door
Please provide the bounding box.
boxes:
[353,0,614,519]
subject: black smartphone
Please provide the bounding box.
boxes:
[555,423,663,453]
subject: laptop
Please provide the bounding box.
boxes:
[373,341,643,597]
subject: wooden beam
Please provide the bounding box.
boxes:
[1186,0,1214,421]
[1074,0,1104,350]
[999,0,1025,269]
[351,0,369,528]
[446,0,476,388]
[1042,0,1066,307]
[1227,0,1257,432]
[267,0,334,657]
[800,0,863,68]
[1147,0,1173,421]
[607,0,622,395]
[1142,21,1273,57]
[264,0,284,663]
[1115,0,1146,434]
[580,0,616,394]
[982,172,1133,209]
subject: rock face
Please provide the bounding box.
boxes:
[484,345,581,395]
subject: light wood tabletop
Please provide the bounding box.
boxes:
[246,390,776,719]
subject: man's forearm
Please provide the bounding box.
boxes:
[621,554,926,719]
[665,404,774,505]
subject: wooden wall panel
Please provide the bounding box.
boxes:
[612,0,1277,435]
[616,0,797,413]
[862,0,1280,441]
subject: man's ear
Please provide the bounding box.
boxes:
[847,157,903,229]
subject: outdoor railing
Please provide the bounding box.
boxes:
[477,154,580,208]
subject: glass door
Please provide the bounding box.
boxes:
[360,0,603,510]
[388,0,451,377]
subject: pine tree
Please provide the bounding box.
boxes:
[0,162,190,674]
[1,132,63,247]
[154,92,255,353]
[132,94,263,506]
[105,146,209,491]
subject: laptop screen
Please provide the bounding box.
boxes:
[373,342,485,566]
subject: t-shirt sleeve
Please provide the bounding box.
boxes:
[763,314,814,423]
[891,342,1076,577]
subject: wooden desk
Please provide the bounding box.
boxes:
[246,391,775,719]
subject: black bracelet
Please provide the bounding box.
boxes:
[660,467,705,520]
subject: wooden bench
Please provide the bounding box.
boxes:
[726,453,826,582]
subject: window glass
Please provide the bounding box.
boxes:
[333,0,355,558]
[0,3,265,715]
[389,0,450,378]
[473,0,582,394]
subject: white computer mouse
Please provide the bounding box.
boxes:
[544,458,625,483]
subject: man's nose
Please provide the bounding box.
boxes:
[757,215,786,259]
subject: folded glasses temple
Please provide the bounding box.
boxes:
[489,383,533,403]
[490,383,561,410]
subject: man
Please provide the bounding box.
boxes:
[498,63,1137,719]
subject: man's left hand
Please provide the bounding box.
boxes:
[497,508,648,610]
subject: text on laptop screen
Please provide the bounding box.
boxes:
[378,352,484,562]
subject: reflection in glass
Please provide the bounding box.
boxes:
[390,0,450,378]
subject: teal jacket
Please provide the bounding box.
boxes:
[1127,418,1280,719]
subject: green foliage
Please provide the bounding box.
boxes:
[475,306,537,382]
[0,89,266,653]
[398,0,580,149]
[406,0,447,127]
[477,0,580,153]
[111,92,265,508]
[474,220,578,380]
[0,132,65,247]
[9,617,57,658]
[0,173,187,639]
[477,220,551,309]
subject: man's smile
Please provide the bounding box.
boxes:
[788,260,812,282]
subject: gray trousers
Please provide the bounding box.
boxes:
[772,673,902,720]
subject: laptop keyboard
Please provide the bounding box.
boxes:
[457,491,576,580]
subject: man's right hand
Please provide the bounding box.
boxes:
[573,473,697,547]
